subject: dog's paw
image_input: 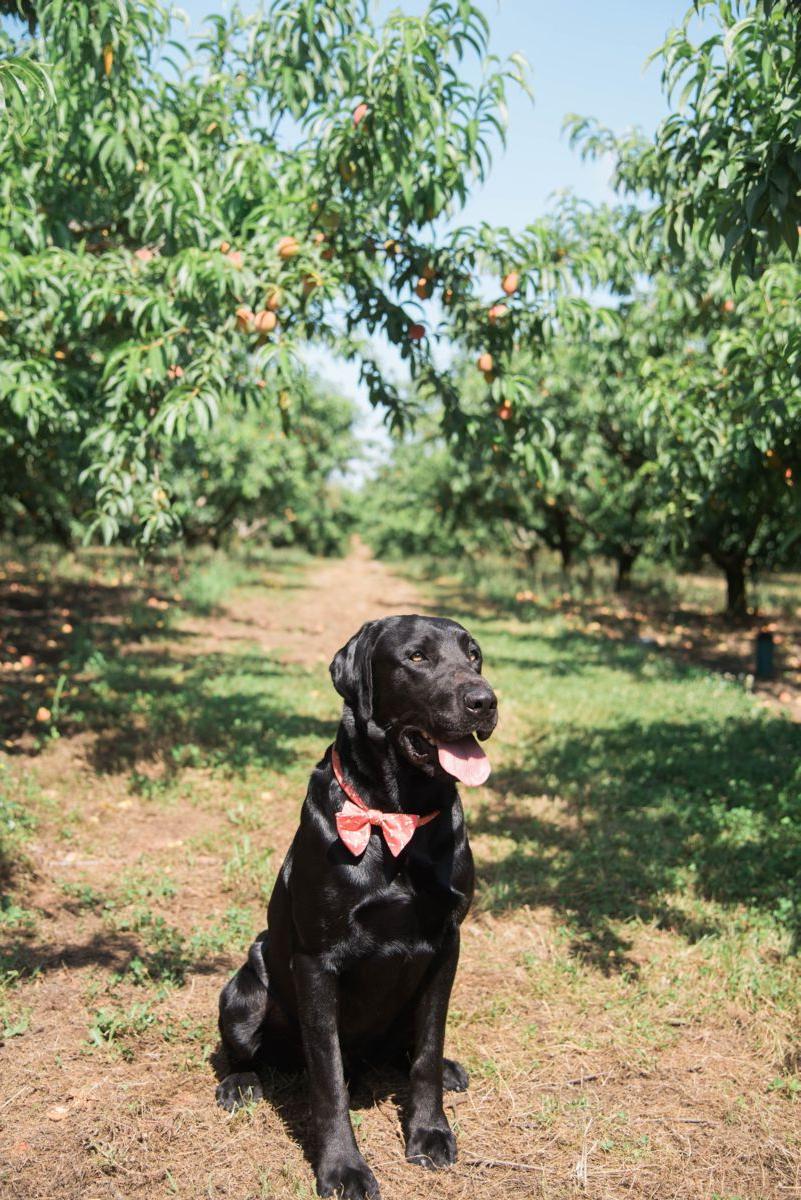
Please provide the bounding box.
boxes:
[442,1057,469,1092]
[316,1155,380,1199]
[215,1071,264,1112]
[405,1124,457,1169]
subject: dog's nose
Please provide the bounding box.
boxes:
[463,685,497,715]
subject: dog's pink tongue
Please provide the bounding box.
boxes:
[436,736,491,786]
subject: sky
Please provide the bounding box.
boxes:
[175,0,690,467]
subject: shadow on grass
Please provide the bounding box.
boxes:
[473,715,801,966]
[209,1045,412,1182]
[0,563,196,745]
[486,627,679,678]
[71,648,337,776]
[0,559,336,774]
[0,913,239,986]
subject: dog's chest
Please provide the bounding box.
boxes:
[351,858,465,950]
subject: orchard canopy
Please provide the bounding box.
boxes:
[1,0,801,614]
[0,0,585,544]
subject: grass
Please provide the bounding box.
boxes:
[406,547,801,622]
[0,542,799,1199]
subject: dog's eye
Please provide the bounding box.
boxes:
[469,648,480,662]
[409,651,426,663]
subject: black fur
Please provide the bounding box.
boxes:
[216,614,498,1199]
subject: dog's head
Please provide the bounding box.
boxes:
[329,615,497,784]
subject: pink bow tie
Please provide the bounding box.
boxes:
[332,748,438,858]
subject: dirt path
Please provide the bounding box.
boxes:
[180,537,429,668]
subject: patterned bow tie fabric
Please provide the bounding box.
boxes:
[336,802,423,857]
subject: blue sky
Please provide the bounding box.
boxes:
[176,1,689,464]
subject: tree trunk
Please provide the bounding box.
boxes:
[614,549,637,593]
[554,508,573,574]
[723,558,748,620]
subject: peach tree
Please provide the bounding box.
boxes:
[0,0,592,547]
[568,0,801,278]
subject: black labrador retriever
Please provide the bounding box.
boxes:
[216,614,498,1199]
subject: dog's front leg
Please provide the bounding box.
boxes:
[293,953,380,1200]
[405,929,460,1169]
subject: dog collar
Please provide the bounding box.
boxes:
[331,748,438,858]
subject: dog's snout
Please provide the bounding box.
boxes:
[463,685,497,715]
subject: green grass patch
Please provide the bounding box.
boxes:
[422,568,801,996]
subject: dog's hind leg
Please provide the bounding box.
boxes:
[442,1057,469,1092]
[216,931,273,1111]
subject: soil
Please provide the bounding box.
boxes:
[0,545,799,1200]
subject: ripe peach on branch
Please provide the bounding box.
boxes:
[253,310,278,334]
[277,236,300,259]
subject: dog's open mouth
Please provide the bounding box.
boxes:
[403,728,492,786]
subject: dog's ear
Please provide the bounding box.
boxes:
[329,620,379,723]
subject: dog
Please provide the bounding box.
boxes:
[216,614,498,1199]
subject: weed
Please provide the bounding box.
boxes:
[222,835,275,904]
[0,896,37,931]
[0,1000,30,1039]
[768,1076,801,1099]
[87,1001,157,1059]
[61,881,106,912]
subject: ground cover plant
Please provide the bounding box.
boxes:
[1,542,799,1199]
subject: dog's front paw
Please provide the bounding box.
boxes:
[215,1071,263,1112]
[406,1124,457,1169]
[442,1057,469,1092]
[316,1155,380,1199]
